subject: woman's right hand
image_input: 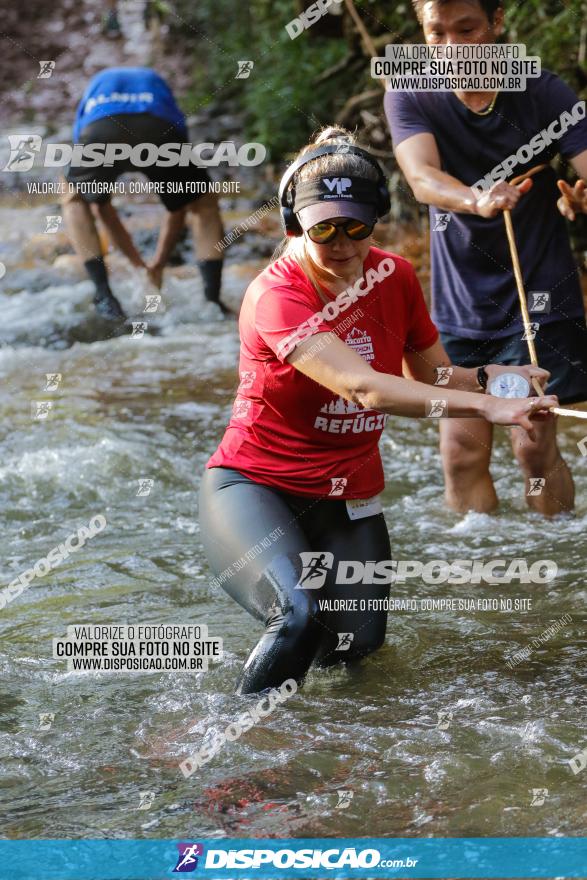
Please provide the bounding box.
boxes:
[482,394,559,440]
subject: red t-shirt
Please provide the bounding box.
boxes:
[206,246,438,498]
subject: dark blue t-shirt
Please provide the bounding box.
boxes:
[73,68,187,141]
[385,71,587,339]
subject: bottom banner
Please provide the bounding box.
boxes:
[0,837,586,879]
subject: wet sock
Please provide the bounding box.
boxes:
[85,256,112,300]
[85,257,126,320]
[198,259,223,305]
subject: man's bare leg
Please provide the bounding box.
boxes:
[439,419,498,513]
[61,191,126,320]
[189,191,224,259]
[510,418,574,516]
[92,202,145,269]
[62,195,102,260]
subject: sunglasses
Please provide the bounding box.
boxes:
[306,218,374,244]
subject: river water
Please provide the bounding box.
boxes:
[1,159,587,849]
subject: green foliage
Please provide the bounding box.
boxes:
[171,0,587,159]
[173,0,345,157]
[241,36,350,159]
[505,0,587,92]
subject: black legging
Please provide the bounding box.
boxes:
[199,467,392,694]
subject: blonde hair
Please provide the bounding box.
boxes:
[274,126,379,300]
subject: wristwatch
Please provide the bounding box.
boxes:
[488,372,531,399]
[477,365,489,392]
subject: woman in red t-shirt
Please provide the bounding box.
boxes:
[199,128,555,695]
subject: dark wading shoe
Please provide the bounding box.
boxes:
[93,289,127,321]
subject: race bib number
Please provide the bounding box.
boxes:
[345,495,382,520]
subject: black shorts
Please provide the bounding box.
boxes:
[441,318,587,405]
[65,112,211,212]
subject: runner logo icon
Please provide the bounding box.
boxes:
[45,373,62,391]
[238,371,256,391]
[433,212,451,231]
[137,791,155,811]
[233,399,252,419]
[173,843,204,873]
[131,322,148,338]
[236,60,254,79]
[45,216,62,233]
[296,552,334,589]
[530,788,549,806]
[522,322,540,341]
[144,294,161,313]
[434,366,454,386]
[336,632,354,651]
[437,710,453,730]
[427,399,448,418]
[335,790,354,809]
[529,291,551,313]
[4,135,42,171]
[38,61,56,79]
[38,712,55,730]
[527,477,546,496]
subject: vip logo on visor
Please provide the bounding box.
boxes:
[293,176,378,209]
[323,177,352,196]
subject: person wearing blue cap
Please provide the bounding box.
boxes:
[62,67,229,321]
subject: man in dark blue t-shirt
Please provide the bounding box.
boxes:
[62,68,230,321]
[386,0,587,517]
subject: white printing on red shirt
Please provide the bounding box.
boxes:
[206,247,439,498]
